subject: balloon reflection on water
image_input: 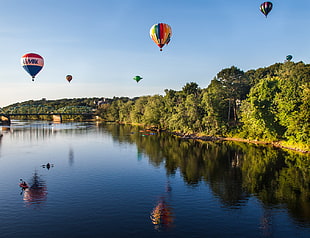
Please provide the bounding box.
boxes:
[22,171,47,208]
[150,198,174,230]
[150,182,174,231]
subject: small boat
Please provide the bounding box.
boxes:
[41,163,54,169]
[19,182,29,189]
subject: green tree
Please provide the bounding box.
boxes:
[182,82,201,97]
[142,95,164,126]
[240,76,283,141]
[201,79,229,135]
[274,62,310,145]
[215,66,250,124]
[130,96,149,124]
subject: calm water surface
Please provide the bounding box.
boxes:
[0,121,309,238]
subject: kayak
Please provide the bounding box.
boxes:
[19,183,29,189]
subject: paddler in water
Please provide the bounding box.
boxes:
[19,179,28,188]
[41,163,54,170]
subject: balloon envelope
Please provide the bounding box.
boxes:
[286,55,293,61]
[133,76,142,83]
[150,23,172,51]
[66,75,73,82]
[21,53,44,81]
[260,2,273,17]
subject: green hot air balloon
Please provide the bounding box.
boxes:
[286,55,293,61]
[133,76,143,83]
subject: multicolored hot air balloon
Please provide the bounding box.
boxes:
[150,23,172,51]
[133,75,142,83]
[286,55,293,61]
[260,2,273,18]
[66,75,73,83]
[21,53,44,81]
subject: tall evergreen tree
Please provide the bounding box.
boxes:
[214,66,250,124]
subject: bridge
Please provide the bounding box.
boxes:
[0,113,95,125]
[0,105,96,125]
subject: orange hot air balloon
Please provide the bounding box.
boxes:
[150,23,172,51]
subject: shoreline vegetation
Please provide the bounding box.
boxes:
[170,131,310,154]
[1,61,309,154]
[122,123,309,154]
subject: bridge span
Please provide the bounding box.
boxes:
[0,112,95,125]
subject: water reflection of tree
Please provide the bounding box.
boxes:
[103,124,310,226]
[207,147,250,208]
[7,122,97,142]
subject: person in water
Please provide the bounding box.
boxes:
[42,163,53,170]
[19,179,28,188]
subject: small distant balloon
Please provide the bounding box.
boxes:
[260,2,273,18]
[21,53,44,81]
[286,55,293,61]
[133,75,142,83]
[150,23,172,51]
[66,75,73,83]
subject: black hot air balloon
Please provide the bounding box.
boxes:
[260,2,273,18]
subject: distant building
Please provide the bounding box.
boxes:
[96,98,107,107]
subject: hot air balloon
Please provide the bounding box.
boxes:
[260,2,273,17]
[66,75,73,83]
[133,75,142,83]
[286,55,293,61]
[21,53,44,81]
[150,23,172,51]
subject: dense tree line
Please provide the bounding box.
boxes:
[97,62,309,150]
[2,61,309,149]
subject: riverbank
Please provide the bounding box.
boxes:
[123,123,310,154]
[170,132,310,154]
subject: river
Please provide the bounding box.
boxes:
[0,121,309,238]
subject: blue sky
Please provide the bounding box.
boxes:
[0,0,309,106]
